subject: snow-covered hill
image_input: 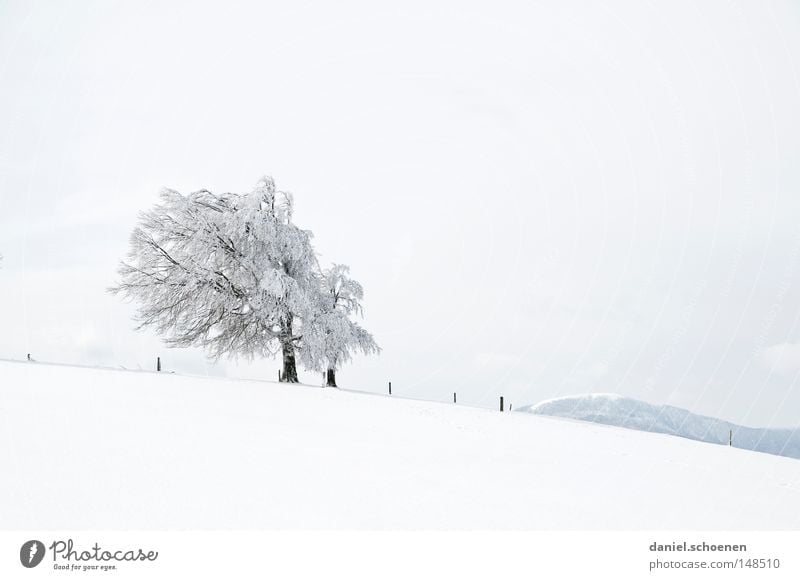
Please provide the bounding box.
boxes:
[2,360,800,529]
[517,394,800,460]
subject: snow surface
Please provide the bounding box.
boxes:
[517,393,800,460]
[2,360,800,529]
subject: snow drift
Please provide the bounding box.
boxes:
[2,361,800,529]
[517,393,800,460]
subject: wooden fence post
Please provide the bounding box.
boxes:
[500,396,504,412]
[453,392,457,404]
[389,381,392,395]
[157,357,161,372]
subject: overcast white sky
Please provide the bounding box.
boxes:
[1,0,800,426]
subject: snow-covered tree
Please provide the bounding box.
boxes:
[109,176,319,382]
[300,265,380,387]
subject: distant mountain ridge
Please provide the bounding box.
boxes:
[517,394,800,460]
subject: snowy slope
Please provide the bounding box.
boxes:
[2,360,800,529]
[517,394,800,460]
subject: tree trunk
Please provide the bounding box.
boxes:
[279,314,299,383]
[280,339,299,382]
[325,368,337,388]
